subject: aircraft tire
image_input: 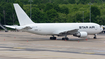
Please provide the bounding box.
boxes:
[62,38,69,40]
[93,37,97,39]
[50,37,56,40]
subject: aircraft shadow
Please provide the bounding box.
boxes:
[13,37,100,42]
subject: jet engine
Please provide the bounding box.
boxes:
[73,32,88,38]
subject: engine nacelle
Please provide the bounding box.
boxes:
[73,32,88,38]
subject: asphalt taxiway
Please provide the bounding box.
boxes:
[0,31,105,59]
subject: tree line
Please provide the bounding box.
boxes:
[0,0,105,4]
[0,0,105,29]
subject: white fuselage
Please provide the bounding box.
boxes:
[21,23,103,35]
[5,4,103,39]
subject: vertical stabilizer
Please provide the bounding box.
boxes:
[13,3,34,26]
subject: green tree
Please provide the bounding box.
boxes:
[0,3,14,25]
[75,11,83,22]
[32,8,47,23]
[96,15,105,25]
[68,0,76,4]
[37,4,45,10]
[44,3,53,12]
[15,0,23,8]
[46,9,59,22]
[0,13,2,23]
[60,6,69,15]
[78,0,91,4]
[91,6,101,17]
[53,3,60,12]
[44,3,60,12]
[91,6,101,22]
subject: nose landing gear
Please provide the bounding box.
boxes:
[93,34,97,39]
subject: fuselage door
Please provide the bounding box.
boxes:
[95,25,98,30]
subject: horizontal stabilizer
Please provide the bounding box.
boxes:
[5,25,32,30]
[4,25,17,29]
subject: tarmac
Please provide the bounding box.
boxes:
[0,31,105,59]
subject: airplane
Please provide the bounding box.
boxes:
[5,3,103,40]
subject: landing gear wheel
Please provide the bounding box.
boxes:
[93,34,97,39]
[62,33,69,41]
[62,38,65,40]
[50,35,56,40]
[94,37,96,39]
[50,37,56,40]
[62,38,69,40]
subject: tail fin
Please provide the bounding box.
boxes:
[13,3,34,26]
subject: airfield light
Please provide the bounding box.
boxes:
[28,0,33,19]
[83,11,84,23]
[88,2,92,22]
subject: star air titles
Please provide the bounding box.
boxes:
[79,26,95,29]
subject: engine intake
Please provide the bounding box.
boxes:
[73,32,87,38]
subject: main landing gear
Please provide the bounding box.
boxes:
[50,34,69,40]
[62,34,69,40]
[93,34,97,39]
[62,38,69,40]
[50,35,56,40]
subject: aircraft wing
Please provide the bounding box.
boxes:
[53,29,79,35]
